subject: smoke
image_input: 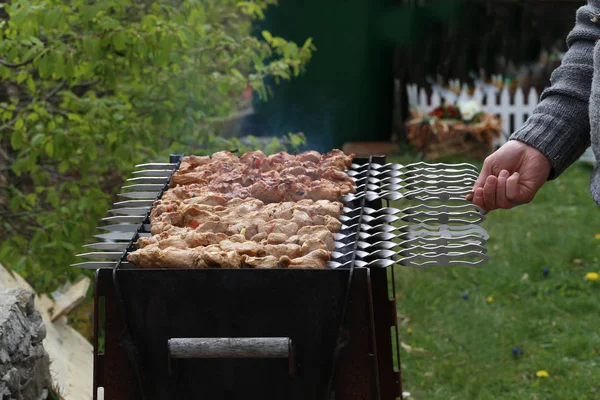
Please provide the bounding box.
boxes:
[244,91,341,152]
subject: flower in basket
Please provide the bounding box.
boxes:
[457,100,482,122]
[446,105,460,119]
[428,104,461,120]
[429,106,445,119]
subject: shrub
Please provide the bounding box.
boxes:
[0,0,313,292]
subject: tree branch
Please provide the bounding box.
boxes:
[0,116,19,132]
[0,57,34,68]
[43,80,67,101]
[0,146,15,163]
[46,107,68,116]
[73,79,101,88]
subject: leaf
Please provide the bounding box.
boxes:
[44,141,54,157]
[38,54,51,79]
[9,196,21,212]
[230,68,244,79]
[82,37,101,60]
[262,30,272,43]
[10,8,27,26]
[53,53,65,79]
[31,133,45,146]
[43,8,61,29]
[88,143,98,161]
[67,113,83,122]
[65,57,75,78]
[10,130,23,150]
[82,36,95,57]
[16,71,28,83]
[58,161,69,173]
[159,34,176,53]
[26,76,36,92]
[108,131,118,144]
[112,31,126,51]
[14,117,24,130]
[25,193,36,206]
[46,189,59,207]
[29,36,44,48]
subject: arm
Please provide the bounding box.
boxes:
[471,1,600,212]
[511,0,600,179]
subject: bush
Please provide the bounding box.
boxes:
[0,0,314,292]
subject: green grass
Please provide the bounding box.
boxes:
[389,153,600,400]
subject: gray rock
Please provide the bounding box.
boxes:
[0,288,51,400]
[2,368,20,393]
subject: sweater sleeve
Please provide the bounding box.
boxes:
[510,0,600,179]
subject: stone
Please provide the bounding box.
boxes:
[0,288,51,400]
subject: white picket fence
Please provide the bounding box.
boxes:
[406,83,539,138]
[404,82,596,164]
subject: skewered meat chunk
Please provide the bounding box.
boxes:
[264,244,303,259]
[280,249,330,269]
[296,226,335,251]
[250,232,268,242]
[301,239,329,254]
[266,233,288,244]
[257,220,299,237]
[201,251,243,269]
[128,247,203,269]
[219,240,265,257]
[137,231,228,249]
[242,255,280,269]
[296,150,321,164]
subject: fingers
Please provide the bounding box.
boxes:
[471,170,520,212]
[483,175,497,211]
[473,157,493,191]
[495,170,509,208]
[472,187,485,211]
[506,172,520,201]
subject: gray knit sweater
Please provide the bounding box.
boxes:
[510,0,600,203]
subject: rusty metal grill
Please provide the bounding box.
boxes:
[77,153,488,400]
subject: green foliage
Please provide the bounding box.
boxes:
[0,0,314,292]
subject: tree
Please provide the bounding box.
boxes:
[0,0,313,292]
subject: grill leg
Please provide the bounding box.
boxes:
[94,269,138,400]
[371,267,403,399]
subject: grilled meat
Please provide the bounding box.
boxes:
[169,149,355,203]
[149,197,343,241]
[128,233,331,269]
[279,249,330,269]
[127,149,354,269]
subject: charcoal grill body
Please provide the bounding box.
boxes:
[93,155,403,400]
[94,267,401,400]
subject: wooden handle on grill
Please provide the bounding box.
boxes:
[168,337,292,359]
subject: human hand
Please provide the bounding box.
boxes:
[466,140,552,212]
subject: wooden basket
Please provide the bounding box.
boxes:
[406,112,502,160]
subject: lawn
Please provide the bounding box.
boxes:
[389,153,600,399]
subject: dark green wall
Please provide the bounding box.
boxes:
[252,0,393,151]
